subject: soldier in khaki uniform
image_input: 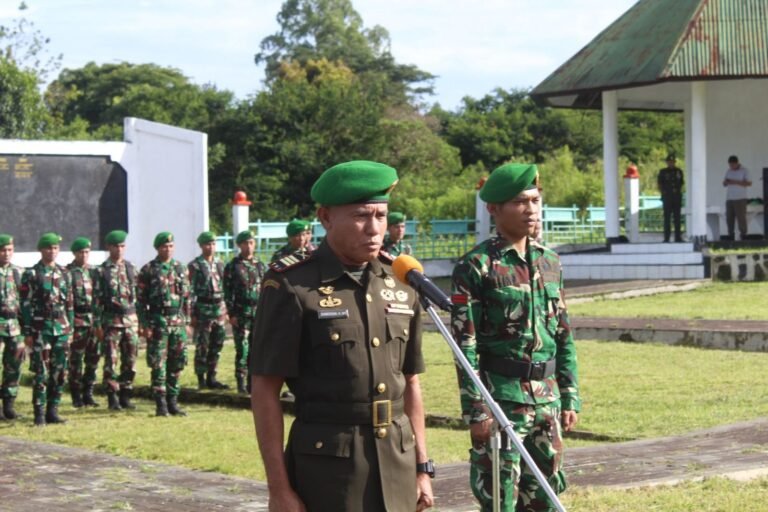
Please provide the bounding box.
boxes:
[250,160,434,512]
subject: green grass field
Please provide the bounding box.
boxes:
[2,279,767,510]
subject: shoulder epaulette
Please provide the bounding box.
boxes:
[378,250,394,264]
[269,251,313,273]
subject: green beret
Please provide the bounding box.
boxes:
[235,230,254,244]
[311,160,398,206]
[70,237,91,253]
[286,219,311,237]
[387,212,406,225]
[0,234,13,248]
[197,231,217,244]
[105,230,128,245]
[153,231,174,248]
[479,163,538,203]
[37,232,62,250]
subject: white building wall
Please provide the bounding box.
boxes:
[0,118,207,267]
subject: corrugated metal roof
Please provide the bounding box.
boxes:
[531,0,768,107]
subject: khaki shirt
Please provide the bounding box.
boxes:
[250,241,424,511]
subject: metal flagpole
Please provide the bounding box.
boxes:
[423,300,567,512]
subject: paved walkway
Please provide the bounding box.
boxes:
[2,417,768,511]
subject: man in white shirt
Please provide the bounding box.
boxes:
[722,155,752,240]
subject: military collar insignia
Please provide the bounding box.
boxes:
[319,296,342,308]
[318,286,334,295]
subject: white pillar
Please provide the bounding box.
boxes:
[624,174,640,242]
[231,191,251,254]
[690,82,708,246]
[684,104,693,239]
[475,190,491,241]
[602,90,620,240]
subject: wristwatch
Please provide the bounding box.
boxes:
[416,459,436,478]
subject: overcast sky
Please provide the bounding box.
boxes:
[5,0,638,110]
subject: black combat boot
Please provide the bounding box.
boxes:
[34,404,46,426]
[71,388,84,408]
[45,403,67,424]
[107,391,122,411]
[82,386,99,407]
[155,395,169,417]
[206,372,229,390]
[4,397,20,420]
[197,373,206,389]
[119,388,135,410]
[236,374,247,394]
[166,395,187,416]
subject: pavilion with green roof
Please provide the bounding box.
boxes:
[531,0,768,245]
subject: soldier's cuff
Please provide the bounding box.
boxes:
[560,394,581,413]
[466,403,492,425]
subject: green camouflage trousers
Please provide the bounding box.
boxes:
[146,326,187,397]
[30,334,70,406]
[0,335,24,398]
[192,316,226,376]
[68,326,100,393]
[102,326,139,392]
[469,399,567,512]
[232,319,253,378]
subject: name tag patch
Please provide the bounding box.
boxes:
[317,309,350,320]
[386,303,414,316]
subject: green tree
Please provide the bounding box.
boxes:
[45,62,235,140]
[255,0,434,101]
[0,57,48,138]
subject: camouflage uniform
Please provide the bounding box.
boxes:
[0,263,25,416]
[188,255,228,386]
[66,262,99,404]
[270,242,316,263]
[93,259,140,403]
[451,235,580,512]
[20,261,74,412]
[381,235,412,257]
[223,255,265,386]
[137,257,190,401]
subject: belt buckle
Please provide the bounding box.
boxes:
[529,362,545,381]
[372,399,392,427]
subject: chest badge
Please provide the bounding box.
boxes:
[384,276,396,288]
[395,290,408,302]
[380,289,395,301]
[319,296,343,308]
[318,286,334,295]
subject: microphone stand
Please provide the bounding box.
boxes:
[420,295,567,512]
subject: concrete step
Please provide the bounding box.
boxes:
[563,264,705,280]
[561,252,703,266]
[610,242,695,254]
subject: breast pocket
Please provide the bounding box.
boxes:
[310,323,364,379]
[386,315,410,374]
[483,283,526,338]
[543,282,561,336]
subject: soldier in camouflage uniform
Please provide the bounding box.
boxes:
[0,235,25,420]
[451,164,580,512]
[188,231,229,390]
[223,230,265,393]
[20,232,74,426]
[66,237,100,408]
[270,219,316,263]
[382,211,412,257]
[137,232,191,417]
[93,230,140,411]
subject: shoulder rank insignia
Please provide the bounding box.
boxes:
[378,250,394,263]
[269,250,313,273]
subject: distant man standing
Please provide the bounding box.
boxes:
[67,237,99,408]
[270,219,316,263]
[382,211,412,256]
[657,154,685,243]
[188,231,229,390]
[94,230,140,411]
[20,233,74,426]
[723,155,752,240]
[137,232,191,417]
[224,231,265,394]
[451,164,580,511]
[0,234,25,421]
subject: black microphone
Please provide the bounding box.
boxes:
[392,255,453,312]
